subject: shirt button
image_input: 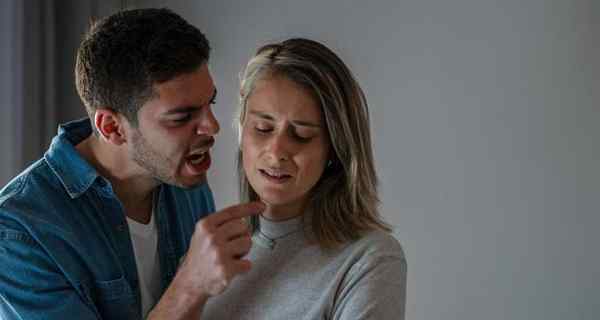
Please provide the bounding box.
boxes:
[95,177,107,187]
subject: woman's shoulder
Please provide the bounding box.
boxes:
[333,229,407,290]
[340,229,406,264]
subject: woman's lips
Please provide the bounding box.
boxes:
[259,169,291,184]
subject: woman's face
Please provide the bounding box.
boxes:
[241,75,330,220]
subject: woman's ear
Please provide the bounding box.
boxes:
[94,109,127,145]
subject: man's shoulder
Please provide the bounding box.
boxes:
[0,158,70,229]
[0,158,59,206]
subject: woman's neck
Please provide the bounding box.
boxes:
[261,201,306,221]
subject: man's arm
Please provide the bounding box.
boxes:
[0,230,99,320]
[147,201,264,320]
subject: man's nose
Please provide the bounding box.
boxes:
[196,109,220,136]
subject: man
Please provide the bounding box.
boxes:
[0,8,262,319]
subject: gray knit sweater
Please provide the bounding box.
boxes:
[201,215,407,320]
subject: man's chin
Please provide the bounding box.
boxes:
[152,171,207,189]
[172,172,208,189]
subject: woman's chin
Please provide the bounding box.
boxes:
[256,195,288,209]
[256,197,306,221]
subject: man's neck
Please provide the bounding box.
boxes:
[75,135,158,224]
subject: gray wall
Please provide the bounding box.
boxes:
[3,0,594,318]
[0,0,122,185]
[131,1,599,319]
[0,0,21,185]
[54,0,124,123]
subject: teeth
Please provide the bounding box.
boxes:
[189,152,206,164]
[190,150,207,156]
[263,169,287,178]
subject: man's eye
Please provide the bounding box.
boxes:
[172,114,192,123]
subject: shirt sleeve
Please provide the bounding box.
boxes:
[332,253,407,320]
[0,230,99,320]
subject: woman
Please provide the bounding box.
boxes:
[202,38,406,319]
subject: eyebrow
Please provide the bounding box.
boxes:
[163,89,217,115]
[248,110,322,128]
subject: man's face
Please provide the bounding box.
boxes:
[127,64,219,188]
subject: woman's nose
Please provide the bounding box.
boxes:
[266,133,290,162]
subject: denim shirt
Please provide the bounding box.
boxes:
[0,119,216,319]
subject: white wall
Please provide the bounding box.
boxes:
[141,1,600,319]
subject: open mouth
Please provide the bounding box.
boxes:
[259,169,292,182]
[184,148,212,175]
[187,152,207,164]
[186,138,214,165]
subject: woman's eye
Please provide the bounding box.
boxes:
[292,129,315,143]
[255,126,272,133]
[294,134,312,143]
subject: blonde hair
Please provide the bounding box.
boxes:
[237,38,390,248]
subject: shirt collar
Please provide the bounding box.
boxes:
[258,214,306,239]
[44,118,102,199]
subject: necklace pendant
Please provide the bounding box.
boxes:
[253,232,275,250]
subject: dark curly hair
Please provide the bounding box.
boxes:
[75,8,210,128]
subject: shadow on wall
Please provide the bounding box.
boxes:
[0,0,121,185]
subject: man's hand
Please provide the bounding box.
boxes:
[148,201,264,319]
[179,201,264,296]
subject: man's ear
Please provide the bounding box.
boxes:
[94,109,127,145]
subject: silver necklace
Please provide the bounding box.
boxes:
[253,227,302,250]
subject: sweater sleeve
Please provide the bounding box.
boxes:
[331,238,407,320]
